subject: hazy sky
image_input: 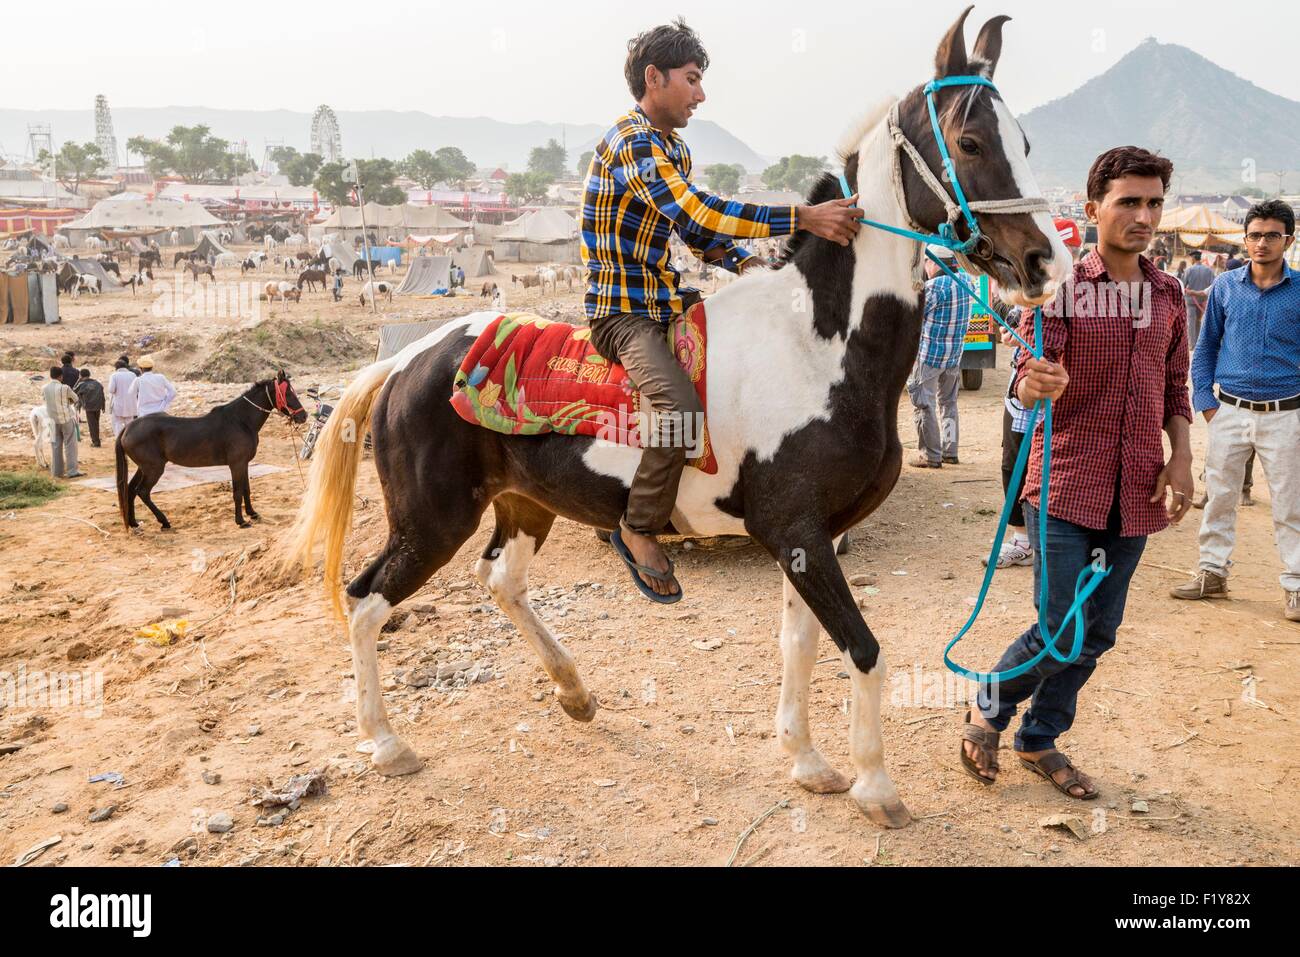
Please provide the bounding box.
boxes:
[7,0,1297,157]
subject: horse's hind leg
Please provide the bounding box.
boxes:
[476,494,597,722]
[137,466,170,529]
[228,462,251,527]
[343,497,486,777]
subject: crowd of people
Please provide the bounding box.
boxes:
[38,352,176,480]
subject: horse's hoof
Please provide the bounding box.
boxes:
[159,525,174,532]
[247,512,261,522]
[559,691,598,722]
[793,765,852,794]
[857,798,912,829]
[371,737,423,777]
[238,521,252,529]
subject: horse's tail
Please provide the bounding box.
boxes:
[115,431,130,530]
[282,356,398,621]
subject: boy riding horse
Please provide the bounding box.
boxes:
[583,18,864,601]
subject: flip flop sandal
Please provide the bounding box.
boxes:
[959,710,1000,785]
[1018,751,1100,800]
[609,527,683,605]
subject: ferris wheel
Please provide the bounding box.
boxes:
[310,105,343,163]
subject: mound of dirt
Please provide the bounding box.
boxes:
[189,320,373,383]
[2,331,196,373]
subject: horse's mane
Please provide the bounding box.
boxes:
[774,172,853,268]
[775,97,896,270]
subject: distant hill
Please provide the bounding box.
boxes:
[0,106,770,174]
[1019,38,1300,193]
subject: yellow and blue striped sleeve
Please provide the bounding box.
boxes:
[608,130,796,242]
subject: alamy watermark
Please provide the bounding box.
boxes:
[0,663,103,719]
[151,271,262,325]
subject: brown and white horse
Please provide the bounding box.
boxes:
[285,8,1069,828]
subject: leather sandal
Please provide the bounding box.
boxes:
[959,710,1000,785]
[1018,750,1099,800]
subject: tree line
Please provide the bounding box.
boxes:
[39,126,845,208]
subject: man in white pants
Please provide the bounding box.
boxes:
[106,357,138,437]
[1172,200,1300,621]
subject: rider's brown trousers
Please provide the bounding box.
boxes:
[588,297,704,536]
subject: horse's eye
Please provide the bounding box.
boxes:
[959,137,980,155]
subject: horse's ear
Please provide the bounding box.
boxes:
[935,4,973,78]
[276,369,286,382]
[971,15,1011,77]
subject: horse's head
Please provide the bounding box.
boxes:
[886,7,1071,306]
[272,370,309,424]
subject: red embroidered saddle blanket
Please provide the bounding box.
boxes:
[450,302,716,473]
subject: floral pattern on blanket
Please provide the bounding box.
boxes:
[450,305,715,473]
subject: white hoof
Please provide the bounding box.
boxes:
[792,757,852,794]
[851,779,911,828]
[371,736,423,777]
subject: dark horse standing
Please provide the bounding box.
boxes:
[286,9,1071,828]
[117,372,307,530]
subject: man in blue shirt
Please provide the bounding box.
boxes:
[907,252,973,467]
[1183,250,1215,346]
[1172,200,1300,621]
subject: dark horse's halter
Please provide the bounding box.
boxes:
[243,381,303,418]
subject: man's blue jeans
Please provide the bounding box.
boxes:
[980,501,1147,752]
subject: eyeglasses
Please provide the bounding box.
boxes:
[1244,231,1290,244]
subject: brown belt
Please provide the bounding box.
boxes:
[1218,390,1300,412]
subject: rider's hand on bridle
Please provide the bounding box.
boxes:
[798,195,864,246]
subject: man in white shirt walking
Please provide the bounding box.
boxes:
[128,355,176,417]
[41,366,84,479]
[106,357,139,437]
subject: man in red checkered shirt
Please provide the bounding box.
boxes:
[959,147,1195,800]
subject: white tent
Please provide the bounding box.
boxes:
[322,241,357,271]
[495,208,578,243]
[376,319,454,361]
[453,246,496,278]
[493,208,580,263]
[61,199,224,232]
[394,255,452,296]
[320,203,470,241]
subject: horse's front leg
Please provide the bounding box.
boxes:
[750,523,911,828]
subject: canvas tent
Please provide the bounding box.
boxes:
[61,199,224,247]
[493,208,579,262]
[394,255,451,296]
[62,257,124,292]
[1157,205,1245,247]
[376,319,454,361]
[192,230,233,260]
[321,203,470,242]
[322,241,357,271]
[453,246,496,278]
[495,208,578,244]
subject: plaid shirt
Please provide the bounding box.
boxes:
[1012,251,1192,537]
[918,273,974,368]
[581,106,797,323]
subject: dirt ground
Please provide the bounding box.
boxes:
[0,246,1295,867]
